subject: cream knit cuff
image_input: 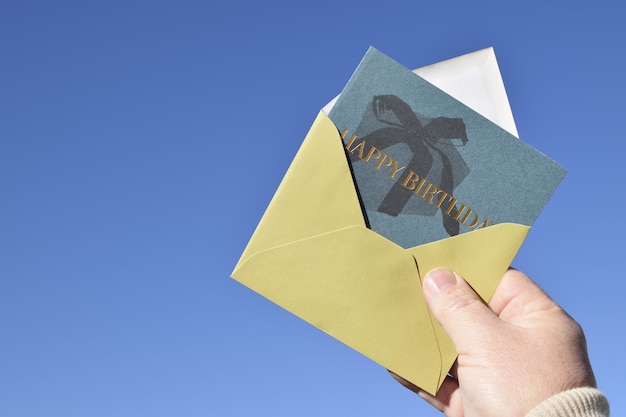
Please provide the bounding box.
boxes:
[525,387,609,417]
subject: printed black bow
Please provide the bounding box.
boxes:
[354,95,468,237]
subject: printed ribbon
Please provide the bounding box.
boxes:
[353,95,468,237]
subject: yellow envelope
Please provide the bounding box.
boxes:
[232,48,530,394]
[232,48,531,395]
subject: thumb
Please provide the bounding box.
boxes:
[422,268,500,350]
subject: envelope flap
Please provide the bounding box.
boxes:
[234,112,365,272]
[408,222,531,387]
[413,47,518,137]
[233,225,444,394]
[408,223,530,298]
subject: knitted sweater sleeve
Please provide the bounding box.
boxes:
[525,387,609,417]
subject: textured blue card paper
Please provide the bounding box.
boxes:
[327,47,566,248]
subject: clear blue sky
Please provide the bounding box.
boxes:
[1,1,623,416]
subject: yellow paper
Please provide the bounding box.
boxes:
[232,111,529,394]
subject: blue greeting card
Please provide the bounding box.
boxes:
[328,47,566,248]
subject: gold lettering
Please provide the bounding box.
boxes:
[460,208,479,227]
[401,171,429,195]
[389,160,406,180]
[350,141,366,159]
[419,182,439,202]
[444,201,467,220]
[401,170,420,189]
[412,176,428,196]
[344,143,493,235]
[342,131,358,150]
[444,198,458,216]
[473,219,491,229]
[374,154,393,170]
[435,190,452,208]
[364,146,382,162]
[453,204,468,221]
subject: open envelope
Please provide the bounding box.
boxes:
[232,48,534,395]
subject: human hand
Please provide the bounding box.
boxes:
[391,268,597,417]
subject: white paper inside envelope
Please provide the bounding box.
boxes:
[322,47,518,138]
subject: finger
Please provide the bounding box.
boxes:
[388,371,461,417]
[422,268,500,350]
[447,359,459,380]
[388,370,421,395]
[419,376,461,416]
[488,268,560,324]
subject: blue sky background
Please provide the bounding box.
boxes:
[1,1,623,416]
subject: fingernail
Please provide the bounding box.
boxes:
[424,268,458,298]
